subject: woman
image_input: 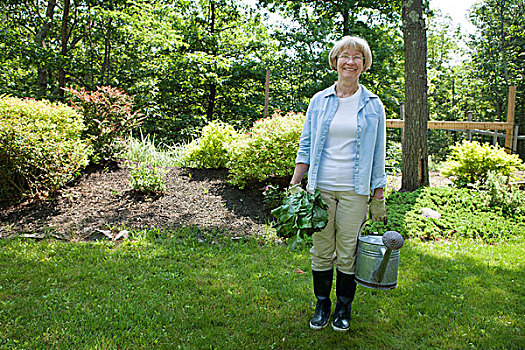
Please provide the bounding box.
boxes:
[290,36,387,332]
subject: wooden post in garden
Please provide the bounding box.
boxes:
[467,111,473,140]
[505,86,516,153]
[264,69,270,119]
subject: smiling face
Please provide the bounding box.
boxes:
[336,49,365,82]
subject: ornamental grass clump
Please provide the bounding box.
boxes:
[227,111,304,188]
[271,187,328,248]
[441,140,523,187]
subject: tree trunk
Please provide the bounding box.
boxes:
[35,0,57,97]
[206,0,217,121]
[58,0,71,99]
[401,0,429,191]
[336,1,352,36]
[101,18,113,86]
[206,84,217,121]
[341,8,350,36]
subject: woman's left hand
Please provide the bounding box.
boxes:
[369,197,387,223]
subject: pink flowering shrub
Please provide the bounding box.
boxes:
[227,111,304,188]
[64,86,144,163]
[0,96,91,199]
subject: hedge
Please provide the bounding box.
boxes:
[0,96,91,200]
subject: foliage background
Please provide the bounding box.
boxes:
[1,0,522,159]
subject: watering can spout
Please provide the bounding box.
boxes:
[371,231,404,283]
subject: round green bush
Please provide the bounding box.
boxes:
[440,140,524,187]
[182,120,238,168]
[227,111,304,188]
[0,96,92,200]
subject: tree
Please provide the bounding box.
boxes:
[0,0,277,142]
[425,11,471,161]
[258,0,400,37]
[257,0,405,118]
[150,0,276,140]
[466,0,525,157]
[401,0,429,190]
[0,0,135,99]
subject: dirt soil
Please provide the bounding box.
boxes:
[0,164,273,240]
[0,165,452,241]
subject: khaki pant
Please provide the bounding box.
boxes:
[310,189,369,275]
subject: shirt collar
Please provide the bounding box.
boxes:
[324,83,377,99]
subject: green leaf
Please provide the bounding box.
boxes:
[271,188,328,242]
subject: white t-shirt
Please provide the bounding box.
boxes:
[317,87,361,191]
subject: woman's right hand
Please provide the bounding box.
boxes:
[290,163,309,187]
[288,184,305,195]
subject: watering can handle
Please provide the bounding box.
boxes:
[357,219,395,236]
[357,219,368,236]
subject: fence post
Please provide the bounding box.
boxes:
[504,86,516,153]
[264,69,270,119]
[467,111,473,140]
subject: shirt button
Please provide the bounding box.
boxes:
[356,155,360,159]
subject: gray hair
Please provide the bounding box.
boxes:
[328,36,373,72]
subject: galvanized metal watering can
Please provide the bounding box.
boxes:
[355,224,404,290]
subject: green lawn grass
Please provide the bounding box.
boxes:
[1,229,523,350]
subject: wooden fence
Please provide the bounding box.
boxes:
[387,86,519,154]
[260,71,521,153]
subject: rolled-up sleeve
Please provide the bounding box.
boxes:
[370,101,387,191]
[295,104,313,165]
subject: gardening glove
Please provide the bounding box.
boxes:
[369,197,387,224]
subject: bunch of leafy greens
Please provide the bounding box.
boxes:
[271,188,328,249]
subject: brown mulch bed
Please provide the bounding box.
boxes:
[0,163,273,240]
[0,164,456,241]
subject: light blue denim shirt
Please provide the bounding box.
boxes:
[295,83,387,195]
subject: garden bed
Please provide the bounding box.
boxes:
[0,163,272,240]
[1,165,516,241]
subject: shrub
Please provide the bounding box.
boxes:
[181,121,237,168]
[440,140,523,187]
[127,161,167,193]
[370,187,525,243]
[474,171,525,217]
[64,86,144,163]
[227,111,304,188]
[0,96,91,200]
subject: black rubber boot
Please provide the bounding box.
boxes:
[309,269,333,329]
[332,269,357,332]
